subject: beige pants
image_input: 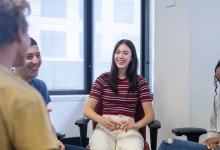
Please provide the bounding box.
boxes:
[89,115,144,150]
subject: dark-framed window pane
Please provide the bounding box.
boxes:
[41,0,66,18]
[93,0,141,80]
[28,0,84,91]
[27,0,150,94]
[114,0,134,23]
[41,31,66,57]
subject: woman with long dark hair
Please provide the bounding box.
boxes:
[84,39,154,150]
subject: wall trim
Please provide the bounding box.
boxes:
[50,95,89,102]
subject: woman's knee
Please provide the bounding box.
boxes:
[89,128,115,150]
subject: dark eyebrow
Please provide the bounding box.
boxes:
[26,52,41,55]
[26,53,34,56]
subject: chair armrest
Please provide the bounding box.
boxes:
[56,132,66,140]
[148,119,161,129]
[172,127,207,142]
[148,120,161,150]
[75,116,90,147]
[75,116,90,126]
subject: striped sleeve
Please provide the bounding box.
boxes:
[89,74,105,101]
[137,76,152,103]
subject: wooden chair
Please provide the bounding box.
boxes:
[75,100,161,150]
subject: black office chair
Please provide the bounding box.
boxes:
[172,127,207,142]
[75,99,161,150]
[75,117,161,150]
[56,132,66,140]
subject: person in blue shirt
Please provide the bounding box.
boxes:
[29,77,51,105]
[14,37,86,150]
[13,37,50,105]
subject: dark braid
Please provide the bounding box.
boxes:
[213,60,220,116]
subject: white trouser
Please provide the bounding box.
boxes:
[89,114,144,150]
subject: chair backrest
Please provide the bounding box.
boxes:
[92,99,146,141]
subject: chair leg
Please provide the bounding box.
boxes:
[150,128,158,150]
[186,135,200,143]
[79,124,88,147]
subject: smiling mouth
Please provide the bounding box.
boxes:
[117,60,125,63]
[28,66,39,71]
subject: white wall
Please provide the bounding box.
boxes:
[48,0,220,149]
[154,0,190,143]
[48,95,92,138]
[154,0,220,146]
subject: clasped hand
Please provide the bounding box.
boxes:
[101,117,138,132]
[203,137,220,150]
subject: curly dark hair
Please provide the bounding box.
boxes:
[214,60,220,100]
[109,39,138,93]
[213,60,220,116]
[0,0,30,48]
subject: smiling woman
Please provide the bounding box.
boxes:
[114,44,132,77]
[83,39,154,150]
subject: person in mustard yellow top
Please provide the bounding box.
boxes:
[0,0,58,149]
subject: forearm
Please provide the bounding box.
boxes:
[84,97,109,124]
[136,110,154,129]
[135,101,155,129]
[84,107,104,124]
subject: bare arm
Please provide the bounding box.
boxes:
[136,101,155,128]
[83,97,101,123]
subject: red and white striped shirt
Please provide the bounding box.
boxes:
[90,73,152,118]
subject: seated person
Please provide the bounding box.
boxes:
[158,60,220,150]
[0,1,58,149]
[83,39,154,150]
[14,37,86,150]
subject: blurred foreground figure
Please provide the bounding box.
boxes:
[0,0,58,149]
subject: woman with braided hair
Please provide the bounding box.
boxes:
[203,60,220,149]
[158,60,220,150]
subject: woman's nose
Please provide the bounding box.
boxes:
[118,53,124,57]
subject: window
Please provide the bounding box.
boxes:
[93,0,141,80]
[149,0,154,92]
[41,31,66,57]
[27,0,151,95]
[41,0,66,18]
[28,0,84,92]
[114,0,134,23]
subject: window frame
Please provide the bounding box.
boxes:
[49,0,151,95]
